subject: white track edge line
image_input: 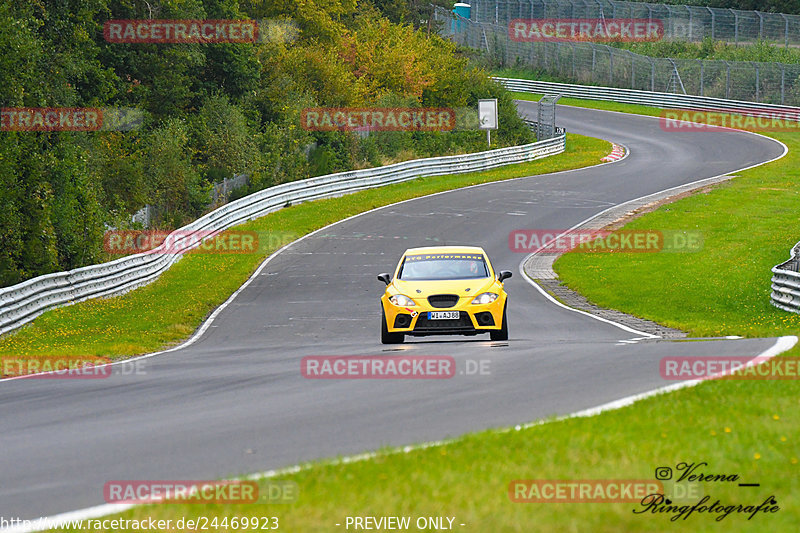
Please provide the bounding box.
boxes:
[515,116,787,338]
[7,334,794,532]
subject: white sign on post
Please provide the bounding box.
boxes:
[478,99,498,129]
[478,98,498,147]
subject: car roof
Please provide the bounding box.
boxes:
[403,246,486,255]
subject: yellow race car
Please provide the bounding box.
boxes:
[378,246,512,344]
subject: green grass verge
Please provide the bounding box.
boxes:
[509,90,665,117]
[510,89,800,340]
[0,133,608,371]
[554,134,800,339]
[493,67,668,116]
[57,376,799,532]
[614,39,800,64]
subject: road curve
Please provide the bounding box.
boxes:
[0,103,786,519]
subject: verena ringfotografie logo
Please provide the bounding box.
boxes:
[660,108,800,132]
[636,461,777,522]
[509,19,664,42]
[104,230,258,255]
[301,356,456,379]
[103,480,298,504]
[509,229,703,254]
[661,356,800,380]
[301,108,455,132]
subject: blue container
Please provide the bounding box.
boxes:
[452,3,471,34]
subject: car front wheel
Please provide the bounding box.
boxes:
[381,309,405,344]
[490,304,508,341]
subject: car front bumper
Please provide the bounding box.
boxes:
[381,295,506,336]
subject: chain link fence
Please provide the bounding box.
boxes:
[127,174,250,229]
[211,173,249,206]
[469,0,800,47]
[440,10,800,105]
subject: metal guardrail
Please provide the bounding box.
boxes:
[442,9,800,105]
[771,241,800,313]
[0,130,565,337]
[496,77,800,117]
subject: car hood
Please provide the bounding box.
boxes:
[391,278,497,299]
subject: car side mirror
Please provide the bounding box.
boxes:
[498,270,512,282]
[377,273,392,285]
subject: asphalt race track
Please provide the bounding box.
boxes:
[0,103,787,520]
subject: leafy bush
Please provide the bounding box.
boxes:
[0,0,532,286]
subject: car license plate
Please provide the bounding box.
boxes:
[429,311,459,320]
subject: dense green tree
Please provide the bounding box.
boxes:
[241,0,357,41]
[0,0,531,286]
[367,0,452,31]
[143,119,205,226]
[193,94,263,182]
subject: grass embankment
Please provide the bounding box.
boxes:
[47,98,800,532]
[508,87,800,339]
[0,133,608,373]
[615,39,800,64]
[494,67,669,116]
[511,91,665,117]
[555,129,800,339]
[57,368,800,532]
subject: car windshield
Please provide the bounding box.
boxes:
[398,253,489,280]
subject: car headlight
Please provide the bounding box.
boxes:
[389,294,416,307]
[471,292,498,305]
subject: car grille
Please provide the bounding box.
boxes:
[413,311,474,333]
[427,294,460,308]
